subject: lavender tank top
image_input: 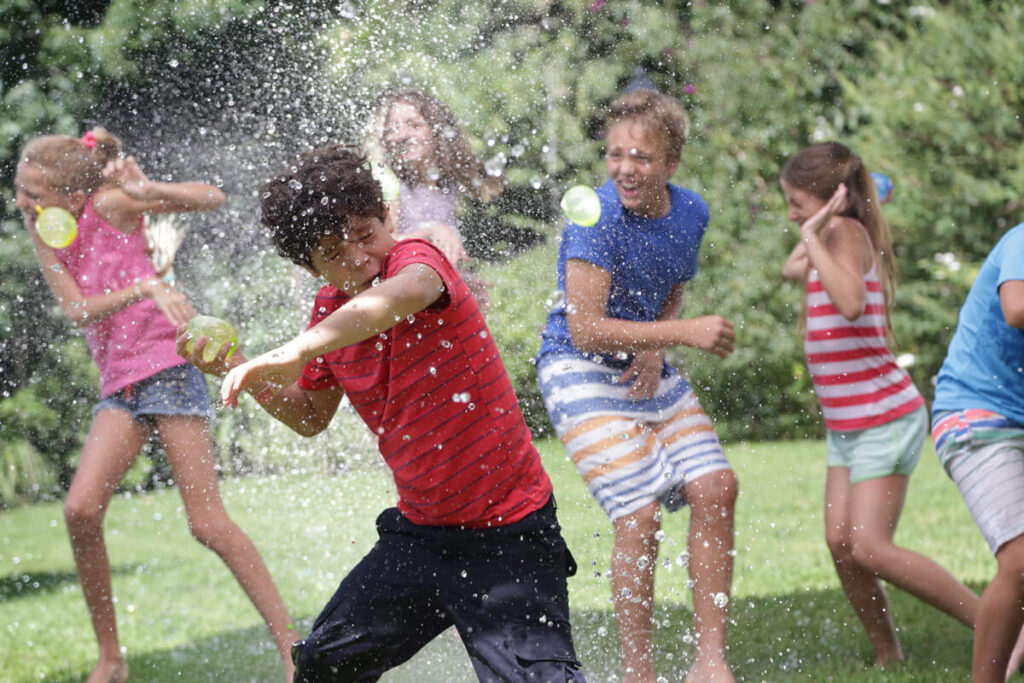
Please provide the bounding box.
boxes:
[397,182,460,239]
[56,198,185,398]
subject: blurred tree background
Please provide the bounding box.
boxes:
[2,0,1021,506]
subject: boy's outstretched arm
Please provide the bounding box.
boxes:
[177,329,343,437]
[221,262,444,409]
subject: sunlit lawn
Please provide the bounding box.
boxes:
[0,438,996,682]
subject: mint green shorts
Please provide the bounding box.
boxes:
[826,406,928,484]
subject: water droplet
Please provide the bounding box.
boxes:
[288,179,302,191]
[484,153,506,177]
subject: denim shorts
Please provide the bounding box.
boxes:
[94,363,211,424]
[826,405,927,484]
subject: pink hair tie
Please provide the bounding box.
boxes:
[80,131,97,149]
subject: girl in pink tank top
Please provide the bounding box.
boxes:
[780,142,978,668]
[15,128,296,682]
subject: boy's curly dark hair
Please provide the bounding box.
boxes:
[261,145,384,269]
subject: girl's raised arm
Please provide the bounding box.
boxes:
[782,241,809,281]
[798,184,872,320]
[96,156,225,232]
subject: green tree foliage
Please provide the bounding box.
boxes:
[2,0,1022,502]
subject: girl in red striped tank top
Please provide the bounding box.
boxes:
[780,142,978,669]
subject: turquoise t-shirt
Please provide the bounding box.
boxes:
[537,179,709,366]
[933,223,1024,425]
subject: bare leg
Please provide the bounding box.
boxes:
[823,467,903,667]
[65,409,151,683]
[156,415,298,682]
[683,469,737,683]
[974,535,1024,683]
[1005,623,1024,681]
[611,501,661,683]
[849,474,978,627]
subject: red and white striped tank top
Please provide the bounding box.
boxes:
[804,260,923,432]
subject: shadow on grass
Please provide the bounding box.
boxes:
[42,583,979,682]
[0,563,153,603]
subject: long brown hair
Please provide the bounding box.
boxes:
[20,127,122,196]
[781,142,897,313]
[377,90,501,202]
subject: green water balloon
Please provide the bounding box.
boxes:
[560,185,601,227]
[371,162,401,202]
[185,315,238,363]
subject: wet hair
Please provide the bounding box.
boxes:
[781,141,897,313]
[261,144,383,269]
[379,89,501,201]
[605,89,690,161]
[19,127,123,196]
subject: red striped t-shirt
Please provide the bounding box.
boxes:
[298,239,552,527]
[804,263,923,432]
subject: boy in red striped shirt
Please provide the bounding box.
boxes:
[181,145,583,682]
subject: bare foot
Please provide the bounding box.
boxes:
[1005,624,1024,680]
[85,657,129,683]
[874,653,905,669]
[686,658,734,683]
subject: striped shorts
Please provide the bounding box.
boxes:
[932,409,1024,554]
[537,354,731,521]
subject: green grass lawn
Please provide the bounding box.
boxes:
[0,438,995,682]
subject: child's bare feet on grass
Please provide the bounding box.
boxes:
[874,654,906,670]
[686,657,734,683]
[85,657,128,683]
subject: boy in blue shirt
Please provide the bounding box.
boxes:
[931,223,1024,682]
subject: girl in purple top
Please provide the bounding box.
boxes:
[377,90,500,309]
[15,128,296,683]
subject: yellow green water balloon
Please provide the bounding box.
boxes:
[35,206,78,248]
[370,162,401,202]
[560,185,601,227]
[185,315,238,363]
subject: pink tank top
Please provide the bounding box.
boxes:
[804,251,923,432]
[56,198,185,398]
